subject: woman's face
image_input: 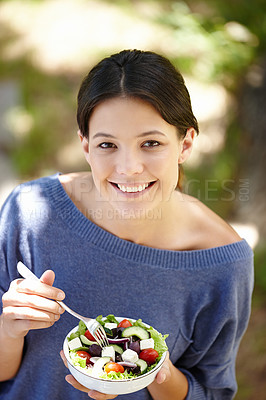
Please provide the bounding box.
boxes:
[82,97,189,216]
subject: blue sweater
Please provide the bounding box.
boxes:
[0,174,254,400]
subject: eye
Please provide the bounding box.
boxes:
[142,140,160,148]
[98,142,117,149]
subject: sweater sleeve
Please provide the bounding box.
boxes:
[0,186,29,312]
[175,256,254,400]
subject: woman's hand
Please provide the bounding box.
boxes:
[148,351,188,400]
[60,351,118,400]
[1,270,65,340]
[154,351,171,384]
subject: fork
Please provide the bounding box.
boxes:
[17,261,109,348]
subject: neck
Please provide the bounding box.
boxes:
[91,193,182,248]
[59,172,186,249]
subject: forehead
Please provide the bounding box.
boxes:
[89,96,174,134]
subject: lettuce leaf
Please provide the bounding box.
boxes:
[147,327,169,356]
[77,320,87,336]
[96,314,119,326]
[69,352,87,368]
[99,370,136,380]
[67,320,86,341]
[132,319,147,329]
[133,319,168,356]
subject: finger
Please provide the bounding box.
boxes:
[64,373,117,399]
[40,270,55,286]
[16,279,65,301]
[155,352,170,384]
[9,278,24,290]
[21,319,56,331]
[65,374,91,393]
[3,291,64,315]
[60,350,68,368]
[156,367,168,384]
[3,306,61,323]
[5,318,56,338]
[87,390,117,399]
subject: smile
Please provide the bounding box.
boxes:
[111,181,156,193]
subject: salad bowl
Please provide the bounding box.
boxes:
[63,316,168,395]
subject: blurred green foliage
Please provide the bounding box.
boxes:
[155,1,257,85]
[1,0,264,181]
[1,2,265,398]
[0,57,77,177]
[254,245,266,294]
[199,0,266,53]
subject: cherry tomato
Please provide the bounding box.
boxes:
[84,329,96,341]
[139,349,159,365]
[104,362,125,374]
[76,350,92,365]
[118,319,132,328]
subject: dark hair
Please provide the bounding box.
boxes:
[77,49,199,139]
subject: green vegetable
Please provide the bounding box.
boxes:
[122,326,149,340]
[77,320,87,336]
[67,332,79,341]
[96,314,119,326]
[132,318,169,356]
[67,320,87,341]
[69,353,87,368]
[132,319,147,329]
[99,370,136,380]
[147,327,169,357]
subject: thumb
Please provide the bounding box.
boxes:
[39,270,55,286]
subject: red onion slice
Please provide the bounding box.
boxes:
[108,338,130,344]
[117,361,137,368]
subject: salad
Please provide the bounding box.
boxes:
[67,314,168,381]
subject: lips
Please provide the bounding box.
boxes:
[110,181,156,193]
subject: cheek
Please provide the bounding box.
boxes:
[155,151,179,177]
[159,153,179,191]
[88,155,112,177]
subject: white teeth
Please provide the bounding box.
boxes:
[117,183,150,193]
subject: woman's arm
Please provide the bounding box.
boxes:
[0,270,65,381]
[148,352,188,400]
[0,318,24,381]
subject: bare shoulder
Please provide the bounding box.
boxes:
[58,172,94,212]
[179,192,242,250]
[59,171,92,185]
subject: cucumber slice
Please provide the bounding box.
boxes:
[80,334,97,346]
[110,344,123,354]
[121,326,149,340]
[71,346,91,352]
[136,359,148,373]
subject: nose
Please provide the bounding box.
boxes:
[115,147,144,176]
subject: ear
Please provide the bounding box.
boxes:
[178,128,196,164]
[77,129,90,163]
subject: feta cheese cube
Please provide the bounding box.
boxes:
[101,346,115,361]
[104,322,118,330]
[68,337,82,350]
[90,357,100,364]
[140,338,155,350]
[122,349,139,363]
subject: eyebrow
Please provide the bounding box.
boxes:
[92,130,166,139]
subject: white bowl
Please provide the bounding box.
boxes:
[63,317,167,395]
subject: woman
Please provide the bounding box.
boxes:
[0,50,253,400]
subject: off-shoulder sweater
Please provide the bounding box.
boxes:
[0,174,254,400]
